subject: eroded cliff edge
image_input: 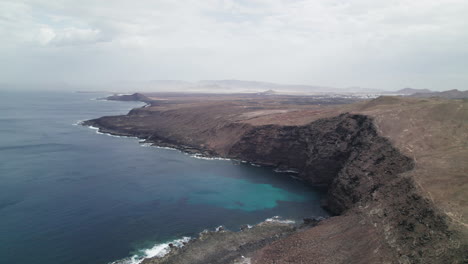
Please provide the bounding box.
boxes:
[84,95,467,263]
[230,114,464,263]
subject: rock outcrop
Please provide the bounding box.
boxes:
[106,93,154,103]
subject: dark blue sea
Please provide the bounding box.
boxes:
[0,90,327,264]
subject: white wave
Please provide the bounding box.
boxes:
[90,97,110,101]
[84,126,233,162]
[273,168,299,174]
[88,125,99,131]
[84,126,182,151]
[199,224,227,235]
[153,145,179,151]
[215,225,225,232]
[97,132,134,139]
[110,237,191,264]
[140,142,181,151]
[264,216,295,224]
[72,120,84,126]
[189,154,231,161]
[86,125,136,139]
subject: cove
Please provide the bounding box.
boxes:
[0,91,328,264]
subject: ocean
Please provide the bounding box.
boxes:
[0,90,327,264]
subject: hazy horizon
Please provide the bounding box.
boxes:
[1,0,467,91]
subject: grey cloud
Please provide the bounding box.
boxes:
[0,0,467,91]
[37,27,110,46]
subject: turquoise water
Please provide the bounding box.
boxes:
[0,90,327,264]
[187,176,307,211]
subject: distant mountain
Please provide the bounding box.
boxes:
[198,80,279,89]
[97,79,389,94]
[394,88,432,95]
[105,80,193,92]
[409,89,468,99]
[197,80,337,93]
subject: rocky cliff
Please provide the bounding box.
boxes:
[228,114,414,214]
[228,114,464,263]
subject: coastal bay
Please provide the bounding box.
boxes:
[0,91,327,264]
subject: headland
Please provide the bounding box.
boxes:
[84,92,468,263]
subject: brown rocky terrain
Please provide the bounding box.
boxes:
[141,221,298,264]
[408,89,468,99]
[84,93,467,263]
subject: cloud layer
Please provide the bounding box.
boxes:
[1,0,467,90]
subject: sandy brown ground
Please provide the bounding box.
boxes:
[353,98,468,233]
[242,96,468,263]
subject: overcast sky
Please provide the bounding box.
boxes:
[1,0,467,91]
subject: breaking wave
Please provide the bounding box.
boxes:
[110,237,191,264]
[264,216,295,224]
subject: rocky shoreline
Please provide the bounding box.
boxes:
[84,94,467,263]
[140,217,326,264]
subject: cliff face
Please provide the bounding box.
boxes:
[229,114,414,214]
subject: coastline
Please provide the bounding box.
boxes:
[83,94,467,263]
[81,117,330,264]
[81,121,286,168]
[83,120,215,157]
[111,216,320,264]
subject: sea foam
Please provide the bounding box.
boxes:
[189,154,231,161]
[85,125,136,139]
[273,168,299,174]
[110,236,191,264]
[264,216,295,224]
